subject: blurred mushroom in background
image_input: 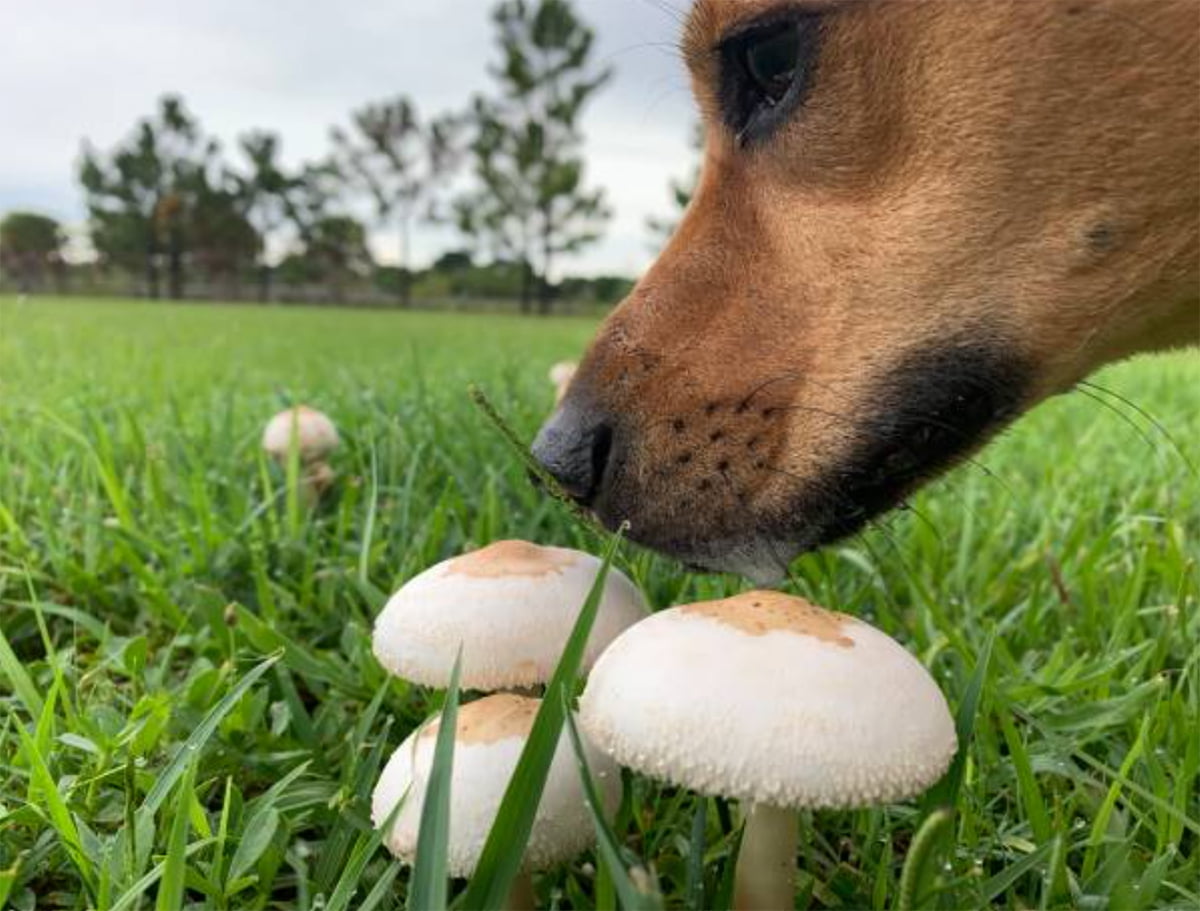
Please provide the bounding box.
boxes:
[261,405,339,504]
[548,361,577,405]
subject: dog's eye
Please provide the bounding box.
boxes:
[719,15,822,146]
[743,25,800,105]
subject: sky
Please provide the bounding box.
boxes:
[0,0,698,277]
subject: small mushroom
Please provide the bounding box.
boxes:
[372,540,649,692]
[579,590,957,910]
[372,693,620,907]
[261,405,339,503]
[548,361,577,405]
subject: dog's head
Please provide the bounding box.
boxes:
[534,0,1199,580]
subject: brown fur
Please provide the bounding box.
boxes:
[541,0,1200,578]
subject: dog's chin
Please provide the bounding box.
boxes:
[627,528,804,586]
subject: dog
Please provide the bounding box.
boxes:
[533,0,1199,582]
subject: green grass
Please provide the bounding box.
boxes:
[0,294,1196,910]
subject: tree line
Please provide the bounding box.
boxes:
[0,0,652,313]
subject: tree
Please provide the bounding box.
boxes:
[0,212,64,292]
[454,0,612,314]
[79,95,215,299]
[186,170,259,294]
[233,131,293,301]
[305,216,372,303]
[332,98,460,307]
[281,162,370,303]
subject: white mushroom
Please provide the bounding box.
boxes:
[548,361,577,405]
[579,590,957,910]
[261,405,339,503]
[372,540,649,691]
[372,693,620,906]
[261,405,339,463]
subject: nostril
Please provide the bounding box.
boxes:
[530,408,616,508]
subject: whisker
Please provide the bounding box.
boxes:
[786,373,1020,501]
[637,0,689,26]
[895,499,947,554]
[767,400,1016,506]
[1079,379,1198,478]
[737,370,806,409]
[598,40,687,70]
[1072,385,1161,459]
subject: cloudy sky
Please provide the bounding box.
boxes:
[0,0,697,276]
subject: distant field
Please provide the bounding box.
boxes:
[1,295,1197,910]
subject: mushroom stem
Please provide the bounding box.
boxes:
[504,870,536,910]
[300,460,335,506]
[734,802,797,911]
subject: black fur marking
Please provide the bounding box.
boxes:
[775,337,1032,547]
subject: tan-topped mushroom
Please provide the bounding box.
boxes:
[372,693,620,907]
[548,361,577,405]
[579,590,957,910]
[372,540,649,691]
[262,405,339,462]
[261,405,339,502]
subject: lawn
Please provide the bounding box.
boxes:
[0,295,1196,910]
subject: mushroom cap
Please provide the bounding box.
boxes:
[548,362,577,404]
[371,693,620,876]
[579,590,957,809]
[372,540,649,690]
[261,406,339,462]
[547,361,577,388]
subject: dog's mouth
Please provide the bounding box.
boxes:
[581,336,1032,581]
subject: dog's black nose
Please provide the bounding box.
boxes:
[530,404,614,506]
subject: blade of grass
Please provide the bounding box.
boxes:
[1082,713,1150,881]
[0,622,44,720]
[408,651,463,911]
[358,446,379,585]
[998,706,1051,844]
[108,839,216,911]
[903,632,992,909]
[685,799,708,911]
[285,412,302,537]
[979,839,1055,904]
[712,828,743,911]
[15,714,96,896]
[897,807,953,911]
[923,630,995,812]
[236,607,358,693]
[460,528,624,910]
[324,797,409,911]
[0,861,16,908]
[156,760,196,911]
[563,695,661,910]
[137,653,280,826]
[226,807,279,886]
[358,860,403,911]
